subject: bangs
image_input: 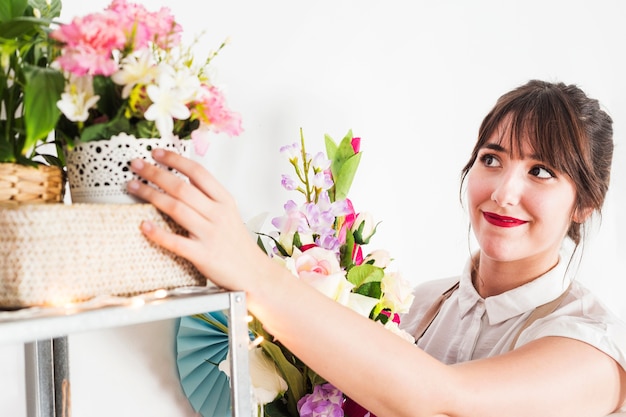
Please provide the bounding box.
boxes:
[476,86,589,179]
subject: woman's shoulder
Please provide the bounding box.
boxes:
[518,279,626,370]
[399,276,460,334]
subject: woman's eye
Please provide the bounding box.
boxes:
[529,165,555,179]
[480,154,500,167]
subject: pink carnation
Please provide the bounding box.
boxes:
[108,0,182,50]
[192,85,243,136]
[51,11,126,76]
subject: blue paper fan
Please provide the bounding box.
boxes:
[176,311,234,417]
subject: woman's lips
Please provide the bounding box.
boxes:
[483,212,528,228]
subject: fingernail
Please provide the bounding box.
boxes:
[140,220,153,233]
[153,149,165,158]
[131,159,144,170]
[127,180,140,191]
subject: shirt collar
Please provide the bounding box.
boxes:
[457,253,572,325]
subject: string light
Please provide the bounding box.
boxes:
[249,336,264,349]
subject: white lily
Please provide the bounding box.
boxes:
[56,74,100,122]
[219,347,287,406]
[144,67,191,139]
[111,50,157,98]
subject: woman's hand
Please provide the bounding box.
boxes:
[126,148,270,292]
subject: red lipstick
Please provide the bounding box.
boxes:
[483,212,527,228]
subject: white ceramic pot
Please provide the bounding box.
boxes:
[64,134,190,204]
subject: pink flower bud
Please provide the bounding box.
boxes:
[351,137,361,153]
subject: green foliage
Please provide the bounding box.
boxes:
[0,0,64,165]
[260,340,306,417]
[325,129,362,202]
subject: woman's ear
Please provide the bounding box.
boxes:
[573,206,593,224]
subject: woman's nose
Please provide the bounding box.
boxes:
[491,169,523,207]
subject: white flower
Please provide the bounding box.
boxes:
[312,171,333,191]
[381,271,415,314]
[351,212,377,243]
[56,74,100,122]
[144,68,192,139]
[279,142,301,163]
[363,249,392,268]
[346,292,380,317]
[219,347,287,406]
[311,151,331,171]
[111,50,158,98]
[383,320,416,344]
[170,65,201,103]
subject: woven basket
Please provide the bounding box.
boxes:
[0,163,65,205]
[0,203,210,308]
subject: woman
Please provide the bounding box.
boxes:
[126,80,626,416]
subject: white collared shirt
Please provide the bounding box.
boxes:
[400,255,626,370]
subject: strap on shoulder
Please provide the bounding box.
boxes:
[413,281,460,343]
[508,285,571,351]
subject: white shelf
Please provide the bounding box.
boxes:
[0,287,252,417]
[0,287,233,345]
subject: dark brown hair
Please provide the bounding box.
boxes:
[460,80,613,244]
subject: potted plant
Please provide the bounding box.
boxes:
[50,0,243,204]
[0,0,65,204]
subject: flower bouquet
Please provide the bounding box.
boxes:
[51,0,242,154]
[220,129,416,417]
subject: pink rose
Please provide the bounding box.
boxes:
[286,247,353,304]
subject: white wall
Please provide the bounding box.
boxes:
[2,1,625,415]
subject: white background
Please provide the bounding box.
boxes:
[1,1,625,415]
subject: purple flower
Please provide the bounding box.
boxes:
[281,174,298,191]
[316,233,341,252]
[280,142,301,162]
[297,383,344,417]
[312,171,333,191]
[312,151,331,171]
[302,203,332,231]
[272,201,308,236]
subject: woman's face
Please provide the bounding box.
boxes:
[466,127,578,271]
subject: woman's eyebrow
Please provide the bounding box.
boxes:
[483,143,506,152]
[482,142,543,160]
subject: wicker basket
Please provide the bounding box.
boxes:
[0,163,65,205]
[0,203,210,308]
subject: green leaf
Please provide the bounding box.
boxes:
[325,130,361,202]
[0,140,15,163]
[324,133,338,162]
[0,16,47,38]
[347,264,384,287]
[256,232,290,257]
[80,116,131,142]
[264,399,292,417]
[353,220,380,245]
[261,341,306,417]
[22,64,63,154]
[353,281,382,300]
[339,229,355,269]
[257,235,268,254]
[0,0,28,22]
[93,75,124,118]
[192,314,229,334]
[333,152,361,201]
[305,368,327,387]
[28,0,62,19]
[40,153,63,168]
[248,315,273,342]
